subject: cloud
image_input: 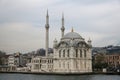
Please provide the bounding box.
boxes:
[0,0,120,53]
[0,22,62,53]
[0,23,43,53]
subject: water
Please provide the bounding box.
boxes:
[0,73,120,80]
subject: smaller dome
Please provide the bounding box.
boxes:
[62,32,83,39]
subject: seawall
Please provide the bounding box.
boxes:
[0,71,120,75]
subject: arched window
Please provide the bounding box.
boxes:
[59,50,61,58]
[48,59,50,63]
[80,49,82,57]
[63,61,65,68]
[63,50,65,57]
[67,49,69,57]
[40,64,41,68]
[85,61,86,68]
[84,50,86,57]
[76,49,78,57]
[76,61,78,69]
[68,62,69,69]
[59,62,61,68]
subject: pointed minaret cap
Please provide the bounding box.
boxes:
[71,27,74,32]
[88,37,92,43]
[62,12,64,19]
[88,37,91,41]
[62,12,64,27]
[45,9,49,28]
[47,9,48,16]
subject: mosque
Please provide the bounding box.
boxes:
[31,11,92,73]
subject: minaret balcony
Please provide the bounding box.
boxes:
[45,24,49,28]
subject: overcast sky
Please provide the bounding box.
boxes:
[0,0,120,53]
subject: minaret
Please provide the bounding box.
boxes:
[88,38,92,47]
[45,10,49,57]
[53,38,57,48]
[61,13,65,38]
[71,27,74,32]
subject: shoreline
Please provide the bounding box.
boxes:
[0,71,120,75]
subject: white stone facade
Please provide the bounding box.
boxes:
[53,31,92,73]
[31,31,92,73]
[8,55,15,66]
[31,55,53,72]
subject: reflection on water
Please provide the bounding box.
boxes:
[0,73,120,80]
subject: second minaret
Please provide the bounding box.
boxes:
[61,13,65,38]
[45,10,49,57]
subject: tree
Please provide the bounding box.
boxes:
[93,53,108,71]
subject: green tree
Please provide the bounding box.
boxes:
[93,53,108,71]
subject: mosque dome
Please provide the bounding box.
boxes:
[62,32,83,39]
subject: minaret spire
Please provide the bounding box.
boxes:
[88,38,92,47]
[61,13,65,38]
[62,13,64,26]
[46,9,49,25]
[45,10,49,57]
[71,27,74,32]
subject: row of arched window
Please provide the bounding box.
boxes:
[76,49,86,57]
[59,49,70,57]
[59,49,87,58]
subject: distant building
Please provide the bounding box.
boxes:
[8,55,16,71]
[31,54,53,72]
[92,45,120,71]
[8,55,15,66]
[0,54,9,71]
[0,55,9,66]
[105,53,120,68]
[22,54,32,67]
[8,52,24,71]
[93,53,106,64]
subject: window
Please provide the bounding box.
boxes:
[85,61,86,68]
[59,62,61,68]
[48,60,49,63]
[40,64,41,69]
[80,50,82,57]
[59,50,61,57]
[67,49,69,57]
[76,61,78,68]
[68,62,69,69]
[76,49,78,57]
[63,61,65,68]
[63,50,65,57]
[84,50,86,57]
[52,60,53,63]
[34,64,39,69]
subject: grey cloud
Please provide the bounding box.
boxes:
[0,0,120,53]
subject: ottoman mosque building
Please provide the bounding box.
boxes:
[31,11,92,73]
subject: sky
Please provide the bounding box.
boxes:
[0,0,120,54]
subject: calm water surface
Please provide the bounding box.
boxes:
[0,73,120,80]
